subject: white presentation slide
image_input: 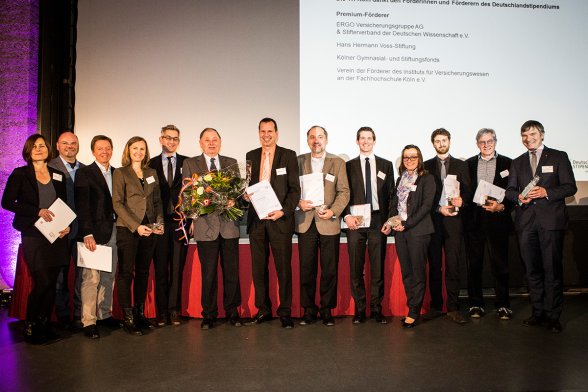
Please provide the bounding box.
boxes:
[300,0,588,181]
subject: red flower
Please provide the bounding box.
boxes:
[203,199,211,206]
[205,186,213,193]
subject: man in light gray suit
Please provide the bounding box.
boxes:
[49,131,85,329]
[182,128,242,330]
[296,126,349,326]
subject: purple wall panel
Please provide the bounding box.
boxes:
[0,0,40,289]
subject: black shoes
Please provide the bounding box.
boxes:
[321,310,335,326]
[201,318,215,330]
[423,308,443,321]
[372,311,388,324]
[299,312,317,326]
[352,312,366,324]
[155,314,168,327]
[169,311,181,326]
[401,317,417,329]
[246,312,272,325]
[468,306,485,318]
[83,324,100,339]
[122,308,143,336]
[547,319,563,333]
[228,314,242,327]
[280,316,294,329]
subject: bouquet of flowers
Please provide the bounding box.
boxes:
[175,161,251,242]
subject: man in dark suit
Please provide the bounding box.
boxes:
[75,135,119,339]
[49,131,85,328]
[182,128,242,329]
[424,128,471,324]
[506,120,576,333]
[245,117,301,328]
[464,129,513,320]
[296,126,349,326]
[148,125,188,327]
[343,127,394,324]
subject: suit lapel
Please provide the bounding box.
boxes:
[303,153,312,175]
[270,146,280,184]
[91,162,111,195]
[196,154,208,174]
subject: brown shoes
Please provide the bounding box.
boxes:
[446,311,468,325]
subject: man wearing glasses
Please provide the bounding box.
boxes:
[464,129,514,320]
[148,125,188,326]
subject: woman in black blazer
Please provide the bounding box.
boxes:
[382,145,435,328]
[112,136,163,335]
[1,134,70,344]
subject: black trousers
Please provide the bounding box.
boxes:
[153,216,188,316]
[465,224,510,309]
[518,224,565,320]
[298,220,340,315]
[28,266,61,322]
[396,231,430,320]
[249,221,293,317]
[54,238,82,320]
[347,213,386,314]
[196,236,241,318]
[116,227,157,309]
[428,214,464,312]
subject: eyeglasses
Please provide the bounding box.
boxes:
[477,140,495,146]
[402,156,418,162]
[60,141,78,146]
[162,136,180,142]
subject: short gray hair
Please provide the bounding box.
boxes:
[476,128,497,142]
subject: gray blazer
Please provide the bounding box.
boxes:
[48,157,85,238]
[112,165,163,232]
[182,154,240,241]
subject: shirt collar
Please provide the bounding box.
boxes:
[60,156,77,169]
[478,152,497,161]
[95,161,111,172]
[162,152,177,161]
[359,153,375,160]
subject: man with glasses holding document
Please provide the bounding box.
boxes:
[74,135,118,339]
[245,118,300,329]
[296,126,349,326]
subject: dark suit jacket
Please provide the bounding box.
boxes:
[388,173,435,236]
[48,157,85,238]
[2,165,68,236]
[246,145,301,234]
[343,155,395,219]
[506,146,576,231]
[112,165,164,232]
[148,153,187,216]
[424,155,472,214]
[464,153,514,231]
[182,154,240,241]
[74,162,116,244]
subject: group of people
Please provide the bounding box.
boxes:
[1,118,576,344]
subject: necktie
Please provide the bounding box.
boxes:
[210,157,217,171]
[365,157,372,209]
[167,155,174,187]
[262,151,271,181]
[530,150,537,176]
[440,159,447,181]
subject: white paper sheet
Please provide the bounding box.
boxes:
[473,180,506,205]
[300,172,324,207]
[440,175,460,206]
[341,204,371,229]
[34,197,76,243]
[246,180,283,219]
[77,242,113,272]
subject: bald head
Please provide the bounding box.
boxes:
[56,131,79,163]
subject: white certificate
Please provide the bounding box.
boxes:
[77,242,113,272]
[246,180,283,219]
[34,197,76,243]
[341,204,371,229]
[440,175,460,206]
[300,172,324,207]
[473,180,506,205]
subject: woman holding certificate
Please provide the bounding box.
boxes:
[2,134,70,344]
[113,136,163,335]
[382,145,435,328]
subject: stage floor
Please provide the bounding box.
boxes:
[1,294,587,392]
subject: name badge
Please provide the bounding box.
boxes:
[542,165,553,173]
[52,173,63,182]
[180,167,182,174]
[325,173,335,182]
[276,167,287,176]
[377,171,386,180]
[500,170,509,178]
[410,185,417,192]
[146,176,156,184]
